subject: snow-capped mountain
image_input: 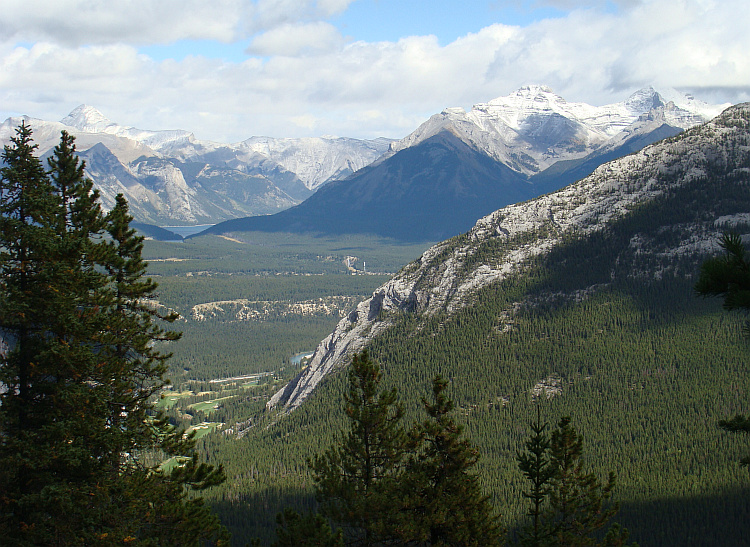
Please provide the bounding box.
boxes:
[387,85,728,175]
[267,102,750,412]
[61,104,195,151]
[241,136,393,190]
[59,105,391,191]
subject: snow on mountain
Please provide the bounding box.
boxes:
[0,114,157,165]
[267,102,749,412]
[0,87,732,227]
[388,86,729,175]
[239,135,393,190]
[61,105,195,151]
[57,106,393,192]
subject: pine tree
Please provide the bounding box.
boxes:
[516,416,633,547]
[397,375,503,546]
[97,194,229,545]
[0,124,229,545]
[546,417,623,546]
[310,350,408,546]
[695,232,750,332]
[0,121,98,544]
[516,406,555,547]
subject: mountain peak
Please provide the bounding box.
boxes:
[623,87,664,113]
[484,84,565,110]
[61,105,115,133]
[514,84,556,96]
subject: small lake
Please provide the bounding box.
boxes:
[291,351,314,365]
[160,224,215,238]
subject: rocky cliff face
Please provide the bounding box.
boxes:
[268,102,750,412]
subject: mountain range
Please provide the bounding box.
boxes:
[199,86,729,241]
[0,105,391,226]
[220,101,750,545]
[0,86,727,236]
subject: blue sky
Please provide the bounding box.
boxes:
[332,1,566,45]
[140,1,570,62]
[0,0,747,142]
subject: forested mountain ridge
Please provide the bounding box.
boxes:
[269,102,750,412]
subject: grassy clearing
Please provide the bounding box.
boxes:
[159,456,190,473]
[156,390,194,409]
[186,422,223,439]
[188,396,234,414]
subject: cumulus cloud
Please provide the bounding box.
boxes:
[484,0,750,104]
[0,0,747,142]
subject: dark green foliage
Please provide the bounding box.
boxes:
[517,416,632,547]
[695,232,750,334]
[273,508,344,547]
[696,232,750,469]
[545,417,627,546]
[310,350,408,545]
[0,124,114,544]
[716,414,750,467]
[397,375,504,546]
[0,124,228,545]
[517,407,555,546]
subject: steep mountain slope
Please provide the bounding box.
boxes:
[269,102,750,412]
[201,87,727,241]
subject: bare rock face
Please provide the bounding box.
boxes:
[268,102,749,412]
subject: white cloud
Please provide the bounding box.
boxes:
[0,0,250,46]
[0,0,356,46]
[0,0,747,142]
[246,22,345,56]
[315,0,355,16]
[485,0,750,103]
